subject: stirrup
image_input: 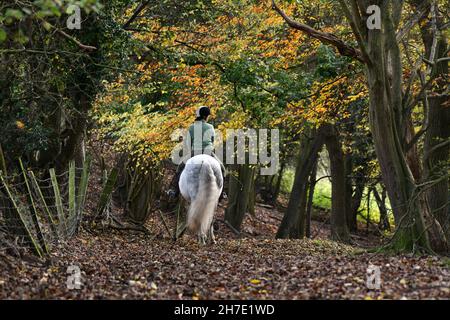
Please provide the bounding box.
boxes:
[220,191,227,201]
[167,189,178,199]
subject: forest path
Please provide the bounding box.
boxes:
[1,227,449,299]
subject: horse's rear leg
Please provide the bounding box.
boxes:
[208,224,216,244]
[198,233,207,245]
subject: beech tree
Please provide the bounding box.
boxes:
[411,0,450,243]
[273,0,448,253]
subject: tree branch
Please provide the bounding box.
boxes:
[337,0,371,63]
[423,139,450,163]
[396,2,430,42]
[55,28,97,51]
[38,18,97,51]
[272,0,366,63]
[123,1,151,30]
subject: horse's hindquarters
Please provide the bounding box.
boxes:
[179,155,223,243]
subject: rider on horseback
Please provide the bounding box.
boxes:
[168,106,226,199]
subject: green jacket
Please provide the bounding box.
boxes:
[187,120,215,152]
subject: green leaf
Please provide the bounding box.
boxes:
[43,21,52,31]
[13,30,29,45]
[0,28,6,42]
[5,9,24,20]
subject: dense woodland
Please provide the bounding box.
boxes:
[0,0,449,300]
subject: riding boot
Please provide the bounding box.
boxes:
[167,163,185,199]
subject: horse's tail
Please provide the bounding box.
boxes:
[186,161,220,236]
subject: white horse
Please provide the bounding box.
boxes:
[179,154,223,244]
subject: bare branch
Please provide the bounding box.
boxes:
[424,139,450,163]
[271,0,367,63]
[55,29,97,51]
[405,120,428,152]
[38,18,97,51]
[337,0,371,62]
[123,1,151,30]
[427,1,439,69]
[396,2,430,42]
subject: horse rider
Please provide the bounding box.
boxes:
[167,106,226,199]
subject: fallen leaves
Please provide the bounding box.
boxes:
[0,233,448,300]
[0,202,448,300]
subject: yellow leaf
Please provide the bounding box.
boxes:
[16,120,25,129]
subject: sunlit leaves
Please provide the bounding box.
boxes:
[93,0,373,171]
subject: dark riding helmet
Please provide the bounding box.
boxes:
[195,106,211,120]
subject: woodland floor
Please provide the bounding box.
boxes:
[0,199,449,300]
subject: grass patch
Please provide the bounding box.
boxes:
[279,168,294,195]
[441,257,450,269]
[279,167,394,226]
[313,179,332,210]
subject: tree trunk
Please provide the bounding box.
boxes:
[271,161,285,204]
[117,157,163,225]
[424,96,450,242]
[289,181,308,238]
[276,127,324,238]
[248,173,256,217]
[363,5,441,251]
[305,158,317,238]
[414,1,450,242]
[224,164,255,231]
[323,123,350,242]
[371,1,447,252]
[56,94,90,172]
[373,186,390,231]
[366,65,431,250]
[350,175,366,232]
[344,153,356,231]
